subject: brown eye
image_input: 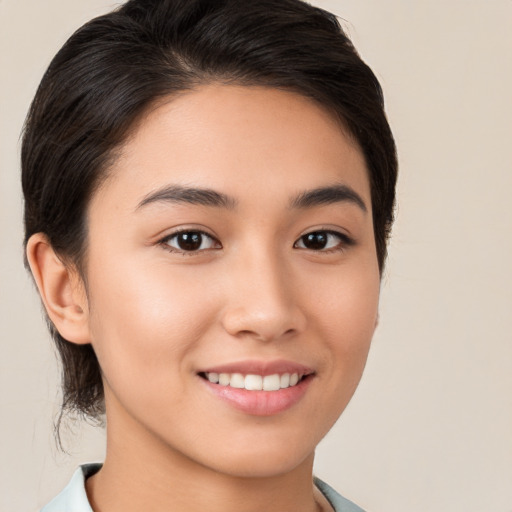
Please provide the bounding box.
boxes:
[164,231,218,252]
[300,232,329,250]
[294,231,350,251]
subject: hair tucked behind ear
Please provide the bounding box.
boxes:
[22,0,397,434]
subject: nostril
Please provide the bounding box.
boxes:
[233,327,297,343]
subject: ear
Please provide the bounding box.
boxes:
[26,233,91,344]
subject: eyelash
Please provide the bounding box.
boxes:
[159,229,354,255]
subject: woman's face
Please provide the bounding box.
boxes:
[82,85,380,477]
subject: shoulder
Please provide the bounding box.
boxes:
[314,477,366,512]
[40,463,101,512]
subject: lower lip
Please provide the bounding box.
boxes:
[200,375,313,416]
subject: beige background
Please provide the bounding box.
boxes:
[1,1,511,511]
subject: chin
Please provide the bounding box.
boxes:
[194,436,316,479]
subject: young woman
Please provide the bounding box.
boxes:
[22,0,397,511]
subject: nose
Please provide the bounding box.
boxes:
[220,250,307,342]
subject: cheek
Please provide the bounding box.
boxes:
[84,254,219,387]
[306,258,379,399]
[308,259,380,344]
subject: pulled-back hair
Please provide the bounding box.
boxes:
[22,0,397,424]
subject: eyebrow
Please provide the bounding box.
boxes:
[136,185,237,210]
[136,183,367,213]
[290,184,367,213]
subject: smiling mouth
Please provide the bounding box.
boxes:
[199,372,309,391]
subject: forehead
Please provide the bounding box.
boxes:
[92,84,370,213]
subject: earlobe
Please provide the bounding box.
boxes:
[26,233,91,345]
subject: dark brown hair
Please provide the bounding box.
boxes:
[22,0,397,426]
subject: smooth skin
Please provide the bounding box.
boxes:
[28,85,380,512]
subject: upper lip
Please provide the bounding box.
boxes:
[198,359,314,377]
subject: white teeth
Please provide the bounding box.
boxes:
[204,371,305,391]
[218,373,230,386]
[263,374,281,391]
[280,373,290,389]
[245,374,263,390]
[230,373,245,389]
[207,372,219,383]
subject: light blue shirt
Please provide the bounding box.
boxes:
[41,464,365,512]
